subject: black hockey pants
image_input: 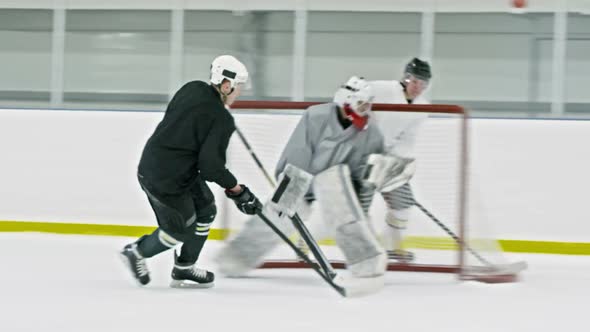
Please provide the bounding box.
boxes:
[136,175,217,265]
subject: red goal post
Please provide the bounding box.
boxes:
[227,100,524,284]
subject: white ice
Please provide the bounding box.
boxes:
[0,232,588,332]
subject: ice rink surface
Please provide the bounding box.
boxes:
[1,232,588,332]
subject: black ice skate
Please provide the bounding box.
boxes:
[387,249,415,263]
[120,243,150,286]
[170,252,214,289]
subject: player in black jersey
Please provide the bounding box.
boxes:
[120,55,262,289]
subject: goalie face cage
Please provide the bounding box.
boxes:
[224,101,524,284]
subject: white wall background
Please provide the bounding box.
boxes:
[1,108,589,243]
[0,9,589,105]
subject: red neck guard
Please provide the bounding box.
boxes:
[343,105,369,130]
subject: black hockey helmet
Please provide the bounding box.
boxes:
[404,58,431,81]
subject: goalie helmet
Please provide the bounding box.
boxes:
[333,76,374,114]
[333,76,374,130]
[210,55,249,89]
[404,57,431,81]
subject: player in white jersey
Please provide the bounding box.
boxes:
[369,57,432,262]
[216,76,389,282]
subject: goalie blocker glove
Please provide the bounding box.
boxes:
[226,185,262,215]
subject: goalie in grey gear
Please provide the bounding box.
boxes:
[216,76,388,280]
[369,57,432,262]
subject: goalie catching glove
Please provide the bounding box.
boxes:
[364,153,416,192]
[226,185,262,215]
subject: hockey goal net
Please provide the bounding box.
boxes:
[220,101,526,283]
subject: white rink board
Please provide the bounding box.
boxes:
[0,108,589,242]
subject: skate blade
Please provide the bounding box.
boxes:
[119,252,149,287]
[387,250,415,263]
[388,256,414,264]
[170,279,214,289]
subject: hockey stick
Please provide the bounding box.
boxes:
[287,212,337,279]
[414,201,493,266]
[415,201,528,276]
[235,127,276,187]
[234,125,338,280]
[254,209,346,297]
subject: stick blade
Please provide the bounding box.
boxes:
[333,275,385,297]
[461,261,528,283]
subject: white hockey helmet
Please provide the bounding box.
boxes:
[210,55,249,89]
[333,76,374,117]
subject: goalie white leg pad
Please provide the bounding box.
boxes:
[314,164,386,278]
[334,222,387,277]
[215,204,295,277]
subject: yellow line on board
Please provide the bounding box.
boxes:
[498,239,590,256]
[1,221,589,255]
[0,221,229,241]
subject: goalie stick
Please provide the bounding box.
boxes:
[235,125,338,281]
[253,209,346,297]
[290,213,337,279]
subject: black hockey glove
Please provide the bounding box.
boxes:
[225,185,262,215]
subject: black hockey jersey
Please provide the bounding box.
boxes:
[138,81,238,194]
